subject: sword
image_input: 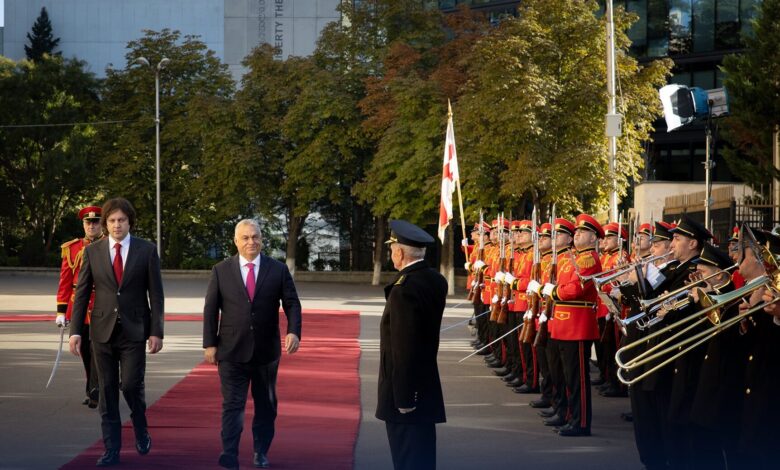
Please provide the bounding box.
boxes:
[440,309,491,332]
[46,325,67,389]
[458,320,523,363]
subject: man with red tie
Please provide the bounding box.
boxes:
[68,197,165,467]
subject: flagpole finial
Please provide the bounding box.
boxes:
[447,98,453,118]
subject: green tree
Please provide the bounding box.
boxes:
[25,7,61,62]
[0,55,101,264]
[720,0,780,186]
[96,29,236,267]
[458,0,671,217]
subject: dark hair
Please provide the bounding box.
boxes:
[101,198,136,232]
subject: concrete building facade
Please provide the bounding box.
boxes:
[2,0,340,80]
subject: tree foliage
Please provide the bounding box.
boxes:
[25,7,61,62]
[458,0,671,217]
[96,29,236,267]
[720,0,780,186]
[0,55,101,264]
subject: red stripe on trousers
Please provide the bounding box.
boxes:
[578,341,587,429]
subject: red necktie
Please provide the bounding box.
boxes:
[113,243,123,286]
[246,263,256,301]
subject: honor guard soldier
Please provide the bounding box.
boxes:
[484,219,509,370]
[635,223,653,259]
[377,220,448,470]
[548,214,603,436]
[598,222,629,398]
[507,220,539,392]
[528,218,576,429]
[468,222,491,351]
[529,223,556,408]
[56,205,103,407]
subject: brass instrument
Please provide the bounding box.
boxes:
[615,274,775,385]
[578,252,671,289]
[636,264,737,313]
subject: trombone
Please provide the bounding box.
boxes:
[579,252,671,289]
[615,274,775,385]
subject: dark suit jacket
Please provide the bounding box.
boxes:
[375,261,448,424]
[202,254,302,364]
[70,236,164,343]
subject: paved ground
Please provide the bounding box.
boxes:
[0,271,640,469]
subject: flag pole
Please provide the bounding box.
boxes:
[449,99,468,246]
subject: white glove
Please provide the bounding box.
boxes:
[494,271,505,283]
[504,273,516,285]
[464,261,471,270]
[491,294,499,304]
[55,314,66,327]
[461,239,469,247]
[523,310,533,320]
[526,279,542,295]
[609,288,621,300]
[473,260,486,270]
[542,283,555,297]
[605,312,612,321]
[539,312,548,323]
[470,280,477,288]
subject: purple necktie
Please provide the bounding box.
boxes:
[246,263,255,301]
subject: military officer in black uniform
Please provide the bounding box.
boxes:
[376,220,448,470]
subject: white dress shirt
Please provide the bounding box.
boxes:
[109,234,131,269]
[239,254,261,287]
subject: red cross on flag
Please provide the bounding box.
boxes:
[438,101,460,244]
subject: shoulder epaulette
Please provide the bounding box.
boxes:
[394,275,407,286]
[577,255,596,269]
[61,238,80,250]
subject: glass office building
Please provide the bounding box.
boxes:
[437,0,762,184]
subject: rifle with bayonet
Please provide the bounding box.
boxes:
[490,213,505,322]
[498,212,513,325]
[468,210,486,304]
[521,207,539,343]
[534,204,557,348]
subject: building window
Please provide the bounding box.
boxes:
[647,0,670,57]
[692,0,715,52]
[669,0,693,54]
[716,0,740,49]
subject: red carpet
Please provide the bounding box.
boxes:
[60,309,361,469]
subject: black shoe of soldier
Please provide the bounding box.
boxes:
[505,377,523,387]
[492,367,511,377]
[529,399,552,409]
[539,408,557,418]
[558,425,591,437]
[543,415,567,427]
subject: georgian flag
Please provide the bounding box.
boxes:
[438,103,459,244]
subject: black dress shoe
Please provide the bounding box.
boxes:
[514,384,537,394]
[529,399,552,409]
[135,431,151,455]
[539,408,556,418]
[558,425,591,437]
[492,367,511,377]
[96,450,120,467]
[475,348,491,356]
[501,373,519,382]
[218,453,239,469]
[505,378,523,387]
[543,416,566,427]
[253,452,270,468]
[88,398,99,409]
[485,361,505,369]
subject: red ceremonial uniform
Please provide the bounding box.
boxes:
[465,244,477,290]
[550,248,602,341]
[510,246,533,312]
[57,238,97,323]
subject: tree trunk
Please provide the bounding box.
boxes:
[286,212,305,277]
[439,227,455,295]
[372,216,386,286]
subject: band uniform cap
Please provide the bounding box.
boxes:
[638,223,654,237]
[749,228,780,255]
[652,221,676,241]
[539,223,552,236]
[386,220,434,248]
[78,206,102,221]
[575,214,605,239]
[694,244,733,270]
[669,215,713,243]
[491,219,510,231]
[602,222,628,240]
[553,218,576,237]
[472,222,491,233]
[728,225,740,242]
[512,220,532,232]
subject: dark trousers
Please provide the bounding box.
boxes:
[537,342,554,403]
[504,312,521,375]
[218,358,279,457]
[80,323,99,398]
[630,386,667,469]
[521,343,539,388]
[558,340,592,430]
[474,302,488,345]
[546,338,567,417]
[92,323,148,451]
[595,317,606,380]
[385,421,436,470]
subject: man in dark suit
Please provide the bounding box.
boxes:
[203,219,302,470]
[376,220,448,470]
[69,197,164,467]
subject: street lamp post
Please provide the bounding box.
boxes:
[134,57,170,260]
